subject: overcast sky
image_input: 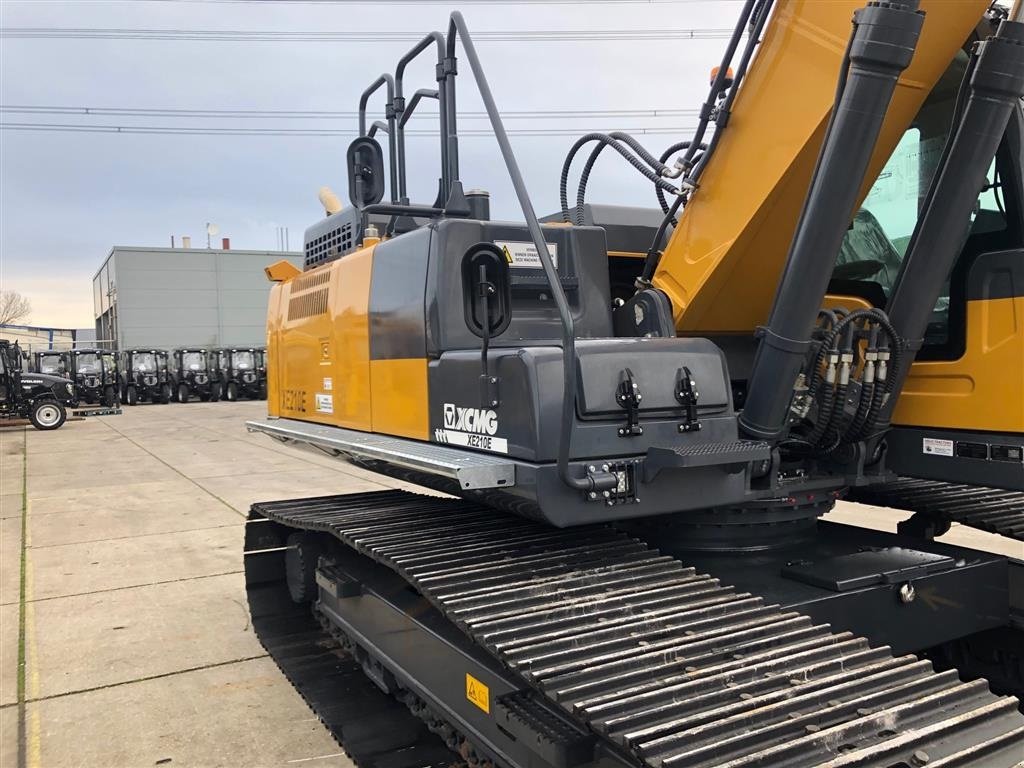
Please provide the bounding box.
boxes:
[1,0,739,328]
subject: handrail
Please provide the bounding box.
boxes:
[394,33,449,202]
[399,88,439,130]
[445,11,611,492]
[358,74,398,203]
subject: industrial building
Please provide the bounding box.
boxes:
[93,245,302,349]
[0,323,93,351]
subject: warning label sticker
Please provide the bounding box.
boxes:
[922,437,954,457]
[322,377,333,391]
[495,240,558,270]
[465,673,490,714]
[315,393,333,414]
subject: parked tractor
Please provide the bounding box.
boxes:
[67,348,119,407]
[0,341,77,430]
[171,348,222,402]
[215,347,266,401]
[119,349,171,405]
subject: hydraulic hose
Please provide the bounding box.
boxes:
[655,141,697,214]
[685,0,775,183]
[639,194,685,284]
[677,0,758,175]
[574,133,677,224]
[559,133,678,223]
[638,0,773,283]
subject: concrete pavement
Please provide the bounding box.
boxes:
[1,401,417,768]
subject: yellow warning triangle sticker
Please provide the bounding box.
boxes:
[502,245,513,264]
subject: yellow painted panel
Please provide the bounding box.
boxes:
[265,259,301,283]
[895,298,1024,432]
[900,375,975,396]
[823,294,872,312]
[330,249,374,431]
[271,247,374,431]
[655,0,989,333]
[370,358,429,440]
[266,282,284,417]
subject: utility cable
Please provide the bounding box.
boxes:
[1,27,736,42]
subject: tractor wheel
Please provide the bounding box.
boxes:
[125,386,138,406]
[159,383,172,404]
[102,385,117,408]
[29,400,66,431]
[177,383,190,403]
[258,381,267,400]
[210,383,222,402]
[225,382,238,402]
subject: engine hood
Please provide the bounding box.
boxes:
[21,373,72,388]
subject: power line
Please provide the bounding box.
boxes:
[0,105,700,120]
[0,122,698,137]
[1,26,734,42]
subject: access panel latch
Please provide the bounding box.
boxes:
[675,366,701,433]
[617,368,644,437]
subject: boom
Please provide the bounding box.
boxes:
[653,0,990,333]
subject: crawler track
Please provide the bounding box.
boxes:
[245,549,462,768]
[248,490,1024,768]
[851,478,1024,541]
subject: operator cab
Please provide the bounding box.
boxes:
[33,350,68,377]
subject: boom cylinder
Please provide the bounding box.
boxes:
[879,17,1024,425]
[739,0,923,441]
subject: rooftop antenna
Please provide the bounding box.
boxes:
[206,222,220,249]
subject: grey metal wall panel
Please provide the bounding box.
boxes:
[117,290,219,310]
[117,250,217,272]
[99,247,302,349]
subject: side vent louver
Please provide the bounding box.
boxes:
[288,268,331,320]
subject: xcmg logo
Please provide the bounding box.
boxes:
[443,403,498,435]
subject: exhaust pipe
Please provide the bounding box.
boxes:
[739,0,923,441]
[878,16,1024,427]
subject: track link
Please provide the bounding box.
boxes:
[851,478,1024,541]
[249,490,1024,768]
[245,543,463,768]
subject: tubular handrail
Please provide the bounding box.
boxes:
[358,74,399,203]
[445,11,610,492]
[394,32,449,202]
[399,89,440,130]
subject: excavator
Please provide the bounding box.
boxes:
[244,0,1024,765]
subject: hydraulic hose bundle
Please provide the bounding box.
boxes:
[558,132,684,225]
[558,0,775,272]
[789,308,903,455]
